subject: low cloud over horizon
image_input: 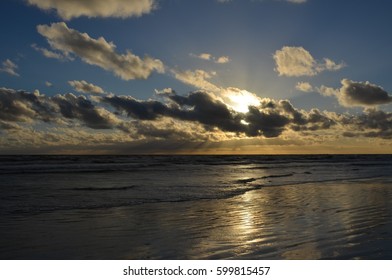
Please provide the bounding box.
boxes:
[1,85,391,154]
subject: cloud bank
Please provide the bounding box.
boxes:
[1,86,392,154]
[37,22,164,80]
[2,86,391,140]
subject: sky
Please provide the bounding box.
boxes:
[1,0,392,154]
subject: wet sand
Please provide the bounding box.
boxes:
[1,179,392,259]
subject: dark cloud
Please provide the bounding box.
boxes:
[341,109,392,139]
[104,91,337,138]
[245,106,290,137]
[103,95,169,120]
[52,93,119,129]
[166,91,246,133]
[0,120,20,130]
[0,88,119,130]
[2,86,391,144]
[338,79,392,107]
[103,91,246,134]
[0,88,55,122]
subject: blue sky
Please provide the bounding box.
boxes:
[1,0,392,154]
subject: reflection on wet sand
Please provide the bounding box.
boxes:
[125,180,392,259]
[1,180,392,259]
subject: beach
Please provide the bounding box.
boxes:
[1,155,392,259]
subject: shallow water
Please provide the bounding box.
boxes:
[1,155,392,259]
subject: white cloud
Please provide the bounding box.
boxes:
[37,22,164,80]
[296,82,313,92]
[0,59,19,77]
[192,53,231,64]
[68,80,105,94]
[32,43,70,60]
[154,88,175,95]
[216,56,230,64]
[273,46,345,77]
[45,81,53,87]
[27,0,156,20]
[323,58,346,71]
[316,85,338,97]
[198,53,212,61]
[172,69,220,92]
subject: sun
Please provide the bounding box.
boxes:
[223,88,261,113]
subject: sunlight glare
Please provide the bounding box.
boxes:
[224,88,261,113]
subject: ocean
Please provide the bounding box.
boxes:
[1,155,392,259]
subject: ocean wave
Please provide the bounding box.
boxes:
[69,185,138,191]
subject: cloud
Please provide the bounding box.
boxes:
[338,108,392,139]
[154,88,175,95]
[273,46,345,77]
[32,43,70,60]
[0,59,19,77]
[0,87,120,130]
[68,80,105,94]
[0,88,55,122]
[216,56,230,64]
[338,79,392,108]
[45,81,53,87]
[198,53,212,61]
[193,53,231,64]
[102,95,170,121]
[316,79,392,108]
[37,22,164,80]
[52,93,121,129]
[172,69,220,92]
[1,86,392,155]
[103,90,338,138]
[316,85,338,97]
[323,58,345,71]
[296,82,313,92]
[27,0,156,20]
[0,120,21,130]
